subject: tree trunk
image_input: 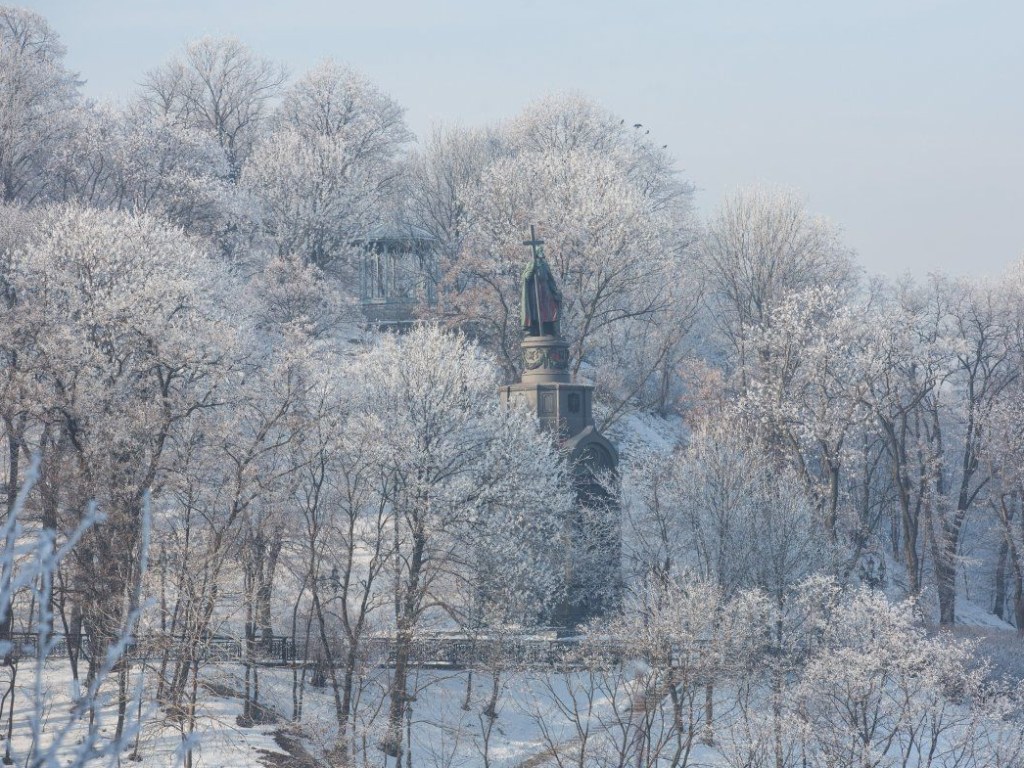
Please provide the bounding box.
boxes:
[993,539,1008,620]
[383,626,412,759]
[1017,506,1024,635]
[5,419,19,515]
[901,501,920,596]
[1013,572,1024,636]
[115,661,129,740]
[258,531,283,652]
[934,510,965,627]
[936,555,957,626]
[825,458,840,542]
[703,681,714,746]
[385,524,426,759]
[878,413,925,596]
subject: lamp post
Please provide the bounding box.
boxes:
[309,564,340,687]
[316,565,340,595]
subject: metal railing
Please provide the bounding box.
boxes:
[2,632,295,665]
[3,631,675,670]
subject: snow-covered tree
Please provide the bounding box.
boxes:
[51,103,241,250]
[857,276,1018,622]
[276,60,410,153]
[741,285,873,540]
[243,128,385,272]
[404,124,502,264]
[602,577,724,763]
[922,277,1019,625]
[796,590,987,768]
[138,36,286,180]
[4,206,235,688]
[243,61,411,283]
[0,6,80,203]
[674,420,830,600]
[343,325,572,760]
[700,185,859,383]
[284,361,395,761]
[244,252,356,339]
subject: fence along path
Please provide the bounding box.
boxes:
[4,631,295,665]
[3,631,642,669]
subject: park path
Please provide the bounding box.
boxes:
[258,728,320,768]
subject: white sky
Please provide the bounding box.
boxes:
[25,0,1024,278]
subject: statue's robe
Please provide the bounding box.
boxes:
[521,255,562,336]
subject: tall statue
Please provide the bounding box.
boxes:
[521,227,562,337]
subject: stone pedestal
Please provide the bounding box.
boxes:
[502,336,606,441]
[520,335,571,384]
[500,380,595,440]
[502,335,595,439]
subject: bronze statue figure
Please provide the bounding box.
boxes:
[521,227,562,337]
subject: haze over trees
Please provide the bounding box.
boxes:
[1,7,1023,768]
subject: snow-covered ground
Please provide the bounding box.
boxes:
[5,615,1023,768]
[2,657,721,768]
[1,660,285,768]
[222,663,725,768]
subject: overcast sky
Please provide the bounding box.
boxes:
[25,0,1024,278]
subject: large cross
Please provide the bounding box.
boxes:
[523,225,544,261]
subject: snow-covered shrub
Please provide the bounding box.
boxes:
[794,589,1017,768]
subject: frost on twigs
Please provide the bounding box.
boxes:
[0,457,156,768]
